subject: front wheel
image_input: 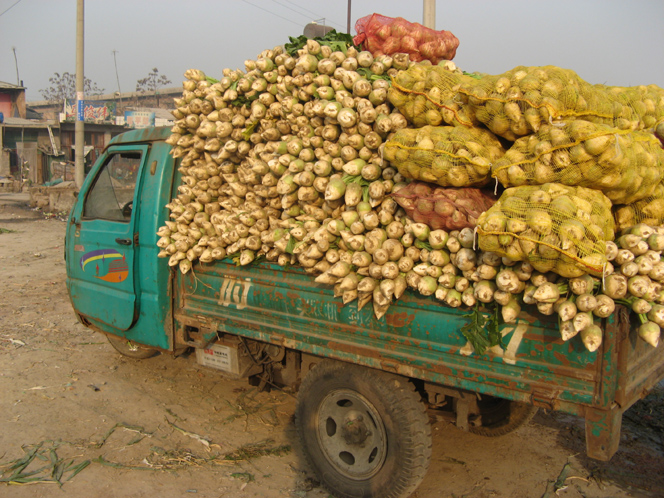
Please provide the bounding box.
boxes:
[106,335,159,359]
[295,360,432,498]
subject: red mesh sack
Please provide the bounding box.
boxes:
[353,14,459,63]
[392,181,497,231]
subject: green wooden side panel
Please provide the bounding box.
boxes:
[176,260,610,411]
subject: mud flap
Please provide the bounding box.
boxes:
[584,403,622,461]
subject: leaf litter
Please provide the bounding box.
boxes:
[1,416,291,487]
[0,440,90,486]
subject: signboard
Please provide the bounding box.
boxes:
[124,111,155,129]
[63,99,116,124]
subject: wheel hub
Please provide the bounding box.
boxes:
[341,411,371,445]
[316,389,387,480]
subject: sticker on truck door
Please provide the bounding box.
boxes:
[80,249,129,283]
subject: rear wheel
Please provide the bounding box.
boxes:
[295,360,431,498]
[469,396,538,437]
[106,335,159,359]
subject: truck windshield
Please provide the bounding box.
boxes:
[83,151,141,222]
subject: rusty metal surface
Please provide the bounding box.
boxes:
[169,259,642,415]
[584,403,623,461]
[615,305,664,409]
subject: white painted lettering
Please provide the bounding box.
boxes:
[237,279,252,310]
[219,277,252,309]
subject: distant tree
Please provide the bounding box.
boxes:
[136,68,171,106]
[40,72,104,103]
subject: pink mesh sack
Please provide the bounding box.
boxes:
[392,181,497,231]
[353,14,459,63]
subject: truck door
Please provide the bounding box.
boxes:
[66,145,148,331]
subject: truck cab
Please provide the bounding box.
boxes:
[65,127,175,351]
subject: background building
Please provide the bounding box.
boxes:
[1,83,177,191]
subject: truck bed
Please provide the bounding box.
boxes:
[173,260,664,426]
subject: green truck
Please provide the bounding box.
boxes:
[65,126,664,498]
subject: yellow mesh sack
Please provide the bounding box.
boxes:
[477,183,615,277]
[387,63,480,128]
[491,120,664,204]
[604,84,664,130]
[613,182,664,231]
[383,125,506,187]
[456,65,623,141]
[457,66,664,141]
[389,63,664,139]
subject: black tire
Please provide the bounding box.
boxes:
[106,335,159,359]
[468,396,538,437]
[295,360,432,498]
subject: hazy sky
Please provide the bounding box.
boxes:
[1,0,663,102]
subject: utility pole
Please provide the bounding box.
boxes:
[347,0,351,34]
[75,0,85,188]
[12,47,19,85]
[112,49,123,114]
[423,0,435,29]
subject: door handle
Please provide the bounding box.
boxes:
[115,238,132,246]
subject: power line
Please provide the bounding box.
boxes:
[283,0,346,30]
[240,0,304,28]
[0,0,24,17]
[280,0,343,25]
[270,0,346,30]
[270,0,313,22]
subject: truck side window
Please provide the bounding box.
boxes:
[83,152,141,221]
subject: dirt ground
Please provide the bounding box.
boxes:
[1,192,663,498]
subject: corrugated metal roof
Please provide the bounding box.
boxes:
[125,107,174,120]
[1,117,55,127]
[0,81,25,90]
[27,87,182,106]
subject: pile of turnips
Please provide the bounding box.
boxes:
[156,29,664,353]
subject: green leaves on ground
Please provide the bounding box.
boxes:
[0,441,90,486]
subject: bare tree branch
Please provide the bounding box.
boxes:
[40,72,104,103]
[136,68,172,106]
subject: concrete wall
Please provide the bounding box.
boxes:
[29,87,182,121]
[0,87,26,119]
[29,182,78,213]
[0,179,22,193]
